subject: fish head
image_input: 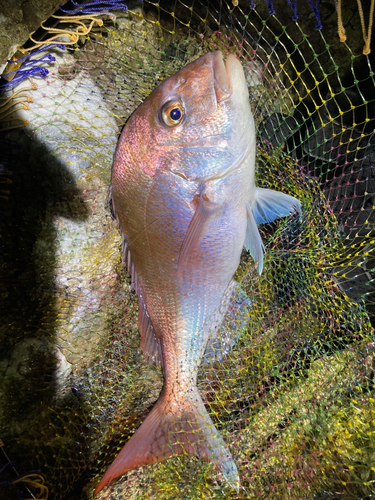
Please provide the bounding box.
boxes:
[116,51,255,181]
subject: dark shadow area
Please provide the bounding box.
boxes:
[0,126,92,499]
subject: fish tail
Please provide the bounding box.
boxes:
[94,388,239,495]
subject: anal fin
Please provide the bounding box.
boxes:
[204,281,252,364]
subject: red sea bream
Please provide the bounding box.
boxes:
[95,51,300,494]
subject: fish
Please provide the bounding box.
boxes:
[94,50,301,495]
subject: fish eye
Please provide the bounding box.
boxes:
[160,101,184,127]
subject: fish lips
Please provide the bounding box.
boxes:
[212,51,231,103]
[212,51,245,104]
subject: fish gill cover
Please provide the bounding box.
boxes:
[0,0,374,499]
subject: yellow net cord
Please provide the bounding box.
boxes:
[337,0,375,54]
[357,0,375,54]
[0,12,115,130]
[12,474,49,500]
[1,438,48,499]
[27,13,113,53]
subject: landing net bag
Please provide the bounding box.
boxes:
[0,1,374,499]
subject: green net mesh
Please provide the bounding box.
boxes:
[0,1,374,499]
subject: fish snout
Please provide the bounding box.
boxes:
[224,53,249,108]
[212,51,231,103]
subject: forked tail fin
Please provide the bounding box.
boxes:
[94,387,239,495]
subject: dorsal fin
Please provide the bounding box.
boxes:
[138,291,163,367]
[110,189,162,367]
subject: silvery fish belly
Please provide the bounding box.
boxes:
[95,51,301,495]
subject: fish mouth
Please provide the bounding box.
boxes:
[212,51,242,102]
[212,51,231,102]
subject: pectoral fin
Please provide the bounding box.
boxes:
[252,187,301,224]
[178,193,223,272]
[245,188,301,274]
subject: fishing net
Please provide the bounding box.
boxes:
[0,0,374,499]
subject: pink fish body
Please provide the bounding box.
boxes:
[95,51,300,495]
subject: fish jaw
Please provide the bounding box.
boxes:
[211,51,231,102]
[225,54,250,108]
[224,53,256,173]
[211,51,248,105]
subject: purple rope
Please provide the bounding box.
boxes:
[265,0,275,15]
[0,66,49,91]
[308,0,323,30]
[59,0,129,14]
[6,44,65,65]
[286,0,298,21]
[0,461,16,475]
[0,480,12,488]
[249,0,256,8]
[2,54,56,78]
[1,45,65,91]
[0,469,41,490]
